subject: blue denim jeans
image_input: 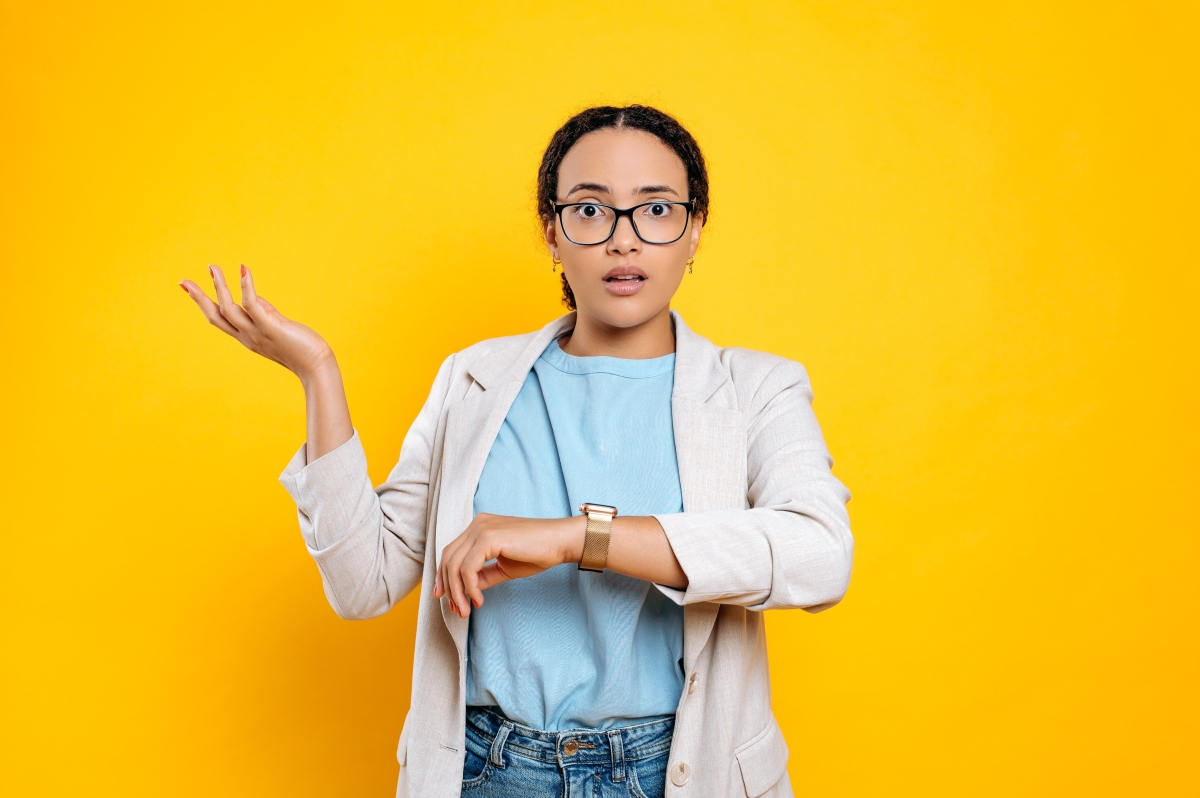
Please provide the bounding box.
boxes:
[462,707,673,798]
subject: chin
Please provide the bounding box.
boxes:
[580,295,669,329]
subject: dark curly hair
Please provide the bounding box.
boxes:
[537,105,710,310]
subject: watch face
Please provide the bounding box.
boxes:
[579,503,618,517]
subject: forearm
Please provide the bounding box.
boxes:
[300,356,354,462]
[563,515,689,590]
[654,503,852,610]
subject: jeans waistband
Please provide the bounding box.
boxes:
[465,707,674,768]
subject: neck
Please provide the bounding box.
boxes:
[559,305,675,359]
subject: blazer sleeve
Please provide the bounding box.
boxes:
[277,354,457,620]
[654,360,853,612]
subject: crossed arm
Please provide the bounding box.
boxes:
[433,513,687,618]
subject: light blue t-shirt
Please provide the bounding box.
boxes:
[466,337,685,731]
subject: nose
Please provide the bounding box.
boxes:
[606,213,641,255]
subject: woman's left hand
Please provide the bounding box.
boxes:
[434,514,585,618]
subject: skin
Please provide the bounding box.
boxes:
[181,127,704,619]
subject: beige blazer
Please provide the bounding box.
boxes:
[280,311,853,798]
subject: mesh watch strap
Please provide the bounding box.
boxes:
[578,503,616,572]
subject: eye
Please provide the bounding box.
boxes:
[643,202,672,218]
[573,203,607,220]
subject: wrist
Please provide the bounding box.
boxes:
[559,515,587,565]
[297,349,339,390]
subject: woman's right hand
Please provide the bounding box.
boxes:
[180,264,332,382]
[181,264,354,461]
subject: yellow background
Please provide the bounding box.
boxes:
[2,2,1197,795]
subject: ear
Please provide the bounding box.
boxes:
[687,212,705,258]
[543,218,561,260]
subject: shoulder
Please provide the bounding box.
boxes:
[721,346,814,413]
[675,314,813,414]
[431,315,574,396]
[450,327,554,376]
[445,330,535,372]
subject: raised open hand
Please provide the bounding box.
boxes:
[180,264,332,381]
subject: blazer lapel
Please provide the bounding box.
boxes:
[434,313,576,648]
[670,311,748,674]
[435,383,522,562]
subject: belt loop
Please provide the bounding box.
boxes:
[489,721,514,769]
[608,729,625,781]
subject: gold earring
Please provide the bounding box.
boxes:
[552,257,561,273]
[686,257,695,274]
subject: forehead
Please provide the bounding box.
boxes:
[558,128,687,191]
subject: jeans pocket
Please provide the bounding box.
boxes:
[627,753,668,798]
[461,728,495,791]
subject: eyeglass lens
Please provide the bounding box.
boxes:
[560,202,689,245]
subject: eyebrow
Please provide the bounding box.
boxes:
[565,182,611,196]
[563,182,682,197]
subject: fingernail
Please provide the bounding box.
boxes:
[179,282,189,294]
[208,265,214,278]
[240,264,246,278]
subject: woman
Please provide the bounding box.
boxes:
[181,105,853,798]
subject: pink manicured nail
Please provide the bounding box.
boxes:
[208,265,214,278]
[179,282,189,293]
[240,264,246,278]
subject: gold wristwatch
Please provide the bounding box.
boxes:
[578,503,617,572]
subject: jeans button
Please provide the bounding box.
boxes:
[563,739,579,756]
[670,761,691,786]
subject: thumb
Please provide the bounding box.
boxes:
[475,561,516,592]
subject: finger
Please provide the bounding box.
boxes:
[239,264,268,323]
[442,569,460,615]
[461,547,485,609]
[210,264,254,331]
[181,280,240,337]
[438,553,449,605]
[436,536,462,601]
[441,535,472,618]
[448,562,469,617]
[445,548,471,619]
[439,557,458,615]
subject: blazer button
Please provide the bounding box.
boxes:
[670,762,691,786]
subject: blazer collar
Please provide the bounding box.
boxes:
[466,312,576,391]
[670,310,729,404]
[466,309,728,402]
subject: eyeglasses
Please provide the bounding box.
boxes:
[553,200,695,246]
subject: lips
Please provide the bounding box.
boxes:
[602,265,647,282]
[602,266,648,297]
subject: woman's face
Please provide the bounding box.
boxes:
[545,128,703,330]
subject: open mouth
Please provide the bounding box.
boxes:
[602,267,648,295]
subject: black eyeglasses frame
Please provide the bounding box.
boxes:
[553,199,696,246]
